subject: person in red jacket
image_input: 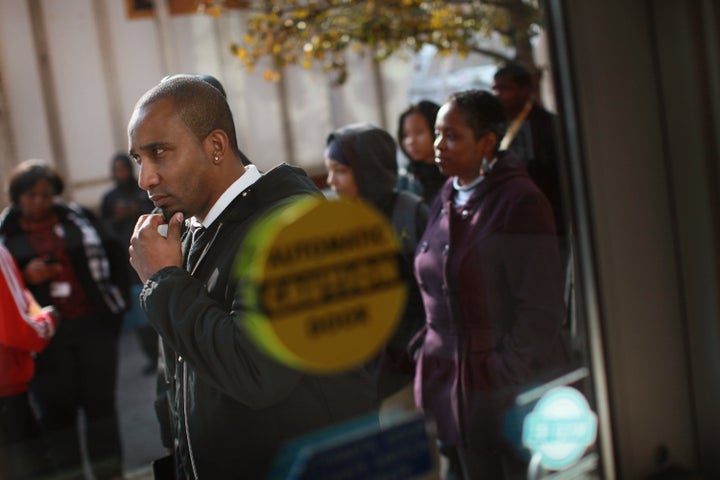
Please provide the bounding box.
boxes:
[0,242,58,479]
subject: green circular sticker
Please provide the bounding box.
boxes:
[235,197,407,373]
[522,386,597,470]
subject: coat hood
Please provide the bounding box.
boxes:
[326,123,398,208]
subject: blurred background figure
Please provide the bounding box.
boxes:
[0,242,58,479]
[396,100,447,205]
[414,90,569,479]
[324,123,428,418]
[492,63,566,240]
[101,152,157,375]
[0,159,127,480]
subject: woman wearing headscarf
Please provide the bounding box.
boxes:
[324,123,428,412]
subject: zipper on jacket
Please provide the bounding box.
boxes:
[183,361,199,479]
[182,222,223,478]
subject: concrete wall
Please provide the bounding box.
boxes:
[0,0,418,209]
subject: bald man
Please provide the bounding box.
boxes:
[128,77,377,479]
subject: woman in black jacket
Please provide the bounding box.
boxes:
[0,159,127,480]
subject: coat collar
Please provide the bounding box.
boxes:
[439,150,528,208]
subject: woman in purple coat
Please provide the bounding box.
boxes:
[413,90,570,479]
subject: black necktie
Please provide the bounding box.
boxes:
[186,225,207,271]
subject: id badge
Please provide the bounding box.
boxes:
[50,281,71,298]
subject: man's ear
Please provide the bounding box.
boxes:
[205,129,230,164]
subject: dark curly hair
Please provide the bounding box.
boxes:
[7,159,64,205]
[446,90,508,154]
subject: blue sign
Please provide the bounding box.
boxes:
[269,413,434,480]
[522,386,597,470]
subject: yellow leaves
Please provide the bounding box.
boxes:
[263,70,282,82]
[294,8,311,19]
[429,10,448,30]
[205,5,222,18]
[232,45,248,60]
[222,0,541,86]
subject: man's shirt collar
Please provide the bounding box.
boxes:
[191,164,261,228]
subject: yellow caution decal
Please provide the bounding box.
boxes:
[235,197,407,373]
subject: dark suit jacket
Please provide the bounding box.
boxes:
[145,164,378,479]
[512,104,567,237]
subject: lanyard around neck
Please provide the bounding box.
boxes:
[500,100,533,151]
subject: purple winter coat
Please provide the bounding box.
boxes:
[413,151,570,454]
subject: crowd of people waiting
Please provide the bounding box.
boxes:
[0,62,572,480]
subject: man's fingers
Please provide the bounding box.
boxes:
[167,212,184,241]
[133,213,152,236]
[131,213,164,240]
[128,211,183,285]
